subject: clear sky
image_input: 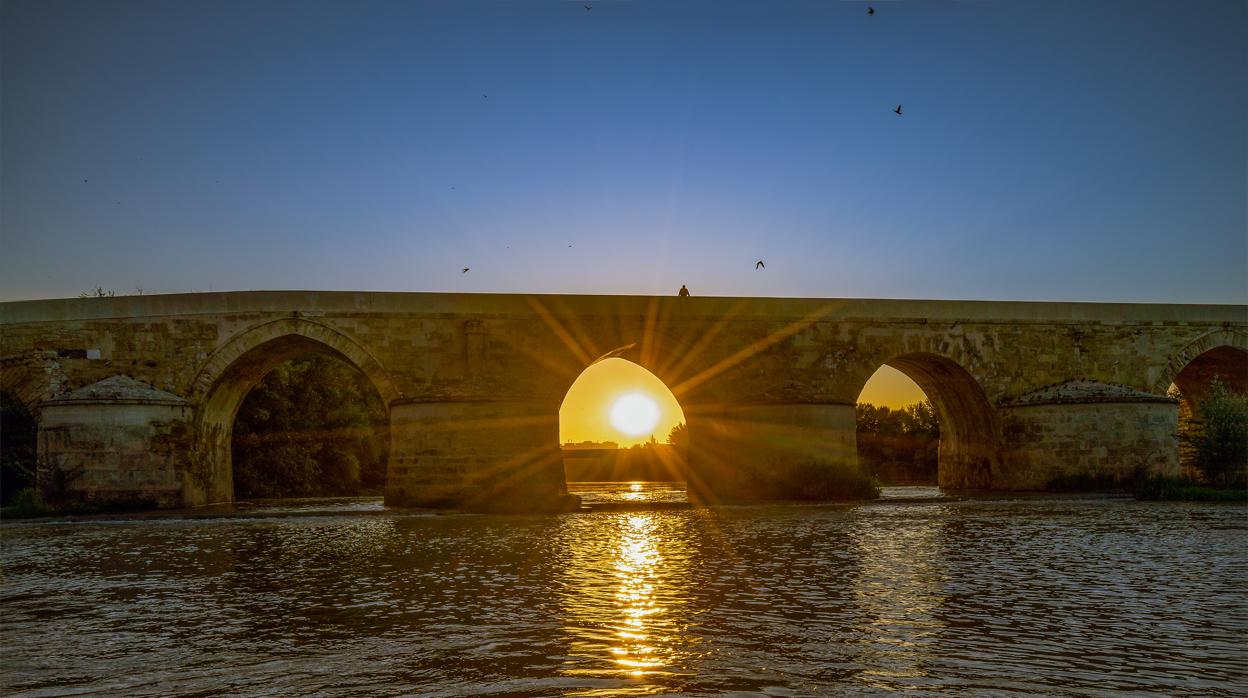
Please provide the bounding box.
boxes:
[1,0,1244,304]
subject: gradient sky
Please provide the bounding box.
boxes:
[2,0,1245,303]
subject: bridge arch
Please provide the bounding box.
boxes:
[1157,332,1247,479]
[559,353,689,489]
[854,352,1000,489]
[1157,330,1248,398]
[0,351,67,412]
[190,318,398,505]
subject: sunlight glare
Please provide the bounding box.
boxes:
[610,393,661,437]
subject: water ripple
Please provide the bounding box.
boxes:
[1,497,1245,695]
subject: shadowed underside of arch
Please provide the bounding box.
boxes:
[1171,345,1248,401]
[189,320,396,505]
[881,353,1001,490]
[1159,330,1248,395]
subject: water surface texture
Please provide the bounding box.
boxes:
[2,494,1245,696]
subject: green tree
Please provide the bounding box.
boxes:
[666,421,688,454]
[855,400,940,485]
[231,355,389,498]
[1182,377,1248,488]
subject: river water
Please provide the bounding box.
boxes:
[2,488,1245,696]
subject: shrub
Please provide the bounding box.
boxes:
[766,459,880,501]
[1133,475,1246,503]
[1,487,50,518]
[1181,378,1248,488]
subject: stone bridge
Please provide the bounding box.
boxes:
[2,291,1244,510]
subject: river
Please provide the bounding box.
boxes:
[2,487,1245,696]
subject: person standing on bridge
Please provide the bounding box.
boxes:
[678,284,690,297]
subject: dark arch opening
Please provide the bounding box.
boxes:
[0,389,38,504]
[1171,346,1248,400]
[856,353,999,490]
[855,367,939,487]
[1169,345,1248,484]
[559,357,688,504]
[197,334,392,505]
[231,354,389,499]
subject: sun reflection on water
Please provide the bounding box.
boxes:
[612,515,663,675]
[558,510,695,692]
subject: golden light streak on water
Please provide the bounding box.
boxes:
[611,514,664,676]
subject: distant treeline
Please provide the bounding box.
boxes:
[563,441,686,482]
[231,355,389,498]
[856,401,939,485]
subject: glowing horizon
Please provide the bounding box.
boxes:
[561,358,685,447]
[857,365,928,410]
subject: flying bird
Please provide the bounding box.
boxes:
[867,6,874,15]
[755,260,765,270]
[893,104,903,115]
[584,4,592,9]
[462,267,470,274]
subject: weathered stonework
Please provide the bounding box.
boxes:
[38,375,191,507]
[999,380,1180,489]
[387,399,577,512]
[1,291,1244,509]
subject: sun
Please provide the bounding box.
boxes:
[609,393,661,437]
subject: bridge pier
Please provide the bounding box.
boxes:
[385,400,579,512]
[687,402,859,503]
[37,376,192,508]
[999,382,1180,489]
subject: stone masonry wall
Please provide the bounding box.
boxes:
[999,401,1179,489]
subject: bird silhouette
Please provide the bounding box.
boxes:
[894,104,903,115]
[755,260,765,270]
[867,6,874,15]
[482,94,488,99]
[83,178,88,183]
[584,4,592,9]
[462,267,470,274]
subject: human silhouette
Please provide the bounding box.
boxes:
[678,284,690,297]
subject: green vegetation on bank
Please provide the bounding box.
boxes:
[2,486,160,519]
[747,458,880,502]
[1046,470,1245,502]
[1178,377,1247,489]
[856,400,939,485]
[1132,475,1245,503]
[232,355,389,499]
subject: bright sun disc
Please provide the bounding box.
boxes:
[609,393,661,437]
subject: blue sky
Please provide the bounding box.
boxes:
[2,0,1244,303]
